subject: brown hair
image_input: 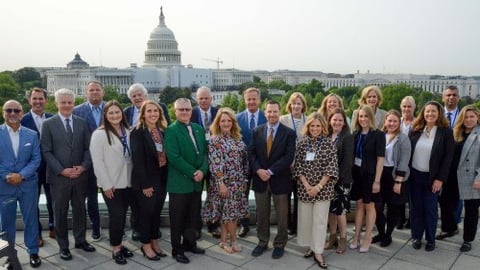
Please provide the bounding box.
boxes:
[318,93,345,117]
[327,108,350,135]
[353,105,377,132]
[382,109,402,143]
[411,101,449,132]
[100,100,130,145]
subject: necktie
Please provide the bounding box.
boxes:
[447,112,452,127]
[204,112,209,131]
[93,106,101,127]
[187,124,199,153]
[65,118,73,145]
[249,114,255,130]
[266,127,273,157]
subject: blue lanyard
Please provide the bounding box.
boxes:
[356,132,368,159]
[329,133,340,146]
[306,136,322,152]
[120,127,130,156]
[290,113,305,133]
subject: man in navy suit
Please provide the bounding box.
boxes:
[21,87,55,247]
[236,87,267,237]
[73,80,104,241]
[124,83,171,127]
[249,100,296,259]
[0,100,42,267]
[190,86,220,238]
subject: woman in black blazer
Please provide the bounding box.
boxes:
[349,105,385,253]
[131,100,169,261]
[409,101,454,252]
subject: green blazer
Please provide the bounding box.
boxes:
[165,120,208,193]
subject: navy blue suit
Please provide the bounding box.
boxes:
[21,111,55,233]
[0,124,41,254]
[73,102,104,234]
[236,109,267,147]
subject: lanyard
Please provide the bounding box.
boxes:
[290,113,305,133]
[306,136,322,152]
[120,127,130,157]
[356,132,368,159]
[330,133,340,146]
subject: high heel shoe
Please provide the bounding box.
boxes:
[349,239,360,249]
[231,241,242,252]
[154,250,167,257]
[219,241,233,254]
[359,237,372,253]
[140,246,161,261]
[314,254,328,269]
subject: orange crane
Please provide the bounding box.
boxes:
[202,57,223,69]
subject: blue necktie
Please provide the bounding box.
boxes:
[249,114,255,130]
[93,106,101,127]
[447,112,452,127]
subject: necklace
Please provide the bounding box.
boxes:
[424,126,432,138]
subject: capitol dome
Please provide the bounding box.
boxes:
[67,53,89,69]
[144,7,182,67]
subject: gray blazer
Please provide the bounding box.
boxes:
[457,125,480,200]
[391,132,411,181]
[40,114,91,184]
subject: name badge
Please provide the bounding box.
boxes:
[155,142,163,152]
[306,152,315,161]
[205,132,210,141]
[354,157,362,166]
[125,156,132,165]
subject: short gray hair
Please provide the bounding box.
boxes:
[127,83,148,98]
[196,86,211,97]
[54,88,75,102]
[174,98,192,109]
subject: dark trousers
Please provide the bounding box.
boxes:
[169,191,201,253]
[410,169,439,244]
[254,185,289,248]
[128,190,139,233]
[37,166,54,232]
[240,178,252,228]
[86,169,100,232]
[463,199,480,242]
[439,193,459,234]
[50,179,87,250]
[103,188,131,246]
[135,188,166,244]
[375,201,401,237]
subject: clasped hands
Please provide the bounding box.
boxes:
[61,166,85,179]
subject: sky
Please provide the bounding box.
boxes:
[1,0,479,76]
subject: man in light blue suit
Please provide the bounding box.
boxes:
[0,100,42,267]
[236,87,267,237]
[73,80,104,241]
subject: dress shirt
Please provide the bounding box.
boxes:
[6,125,21,158]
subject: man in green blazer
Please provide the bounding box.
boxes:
[165,98,208,264]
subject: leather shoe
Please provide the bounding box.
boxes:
[380,235,392,247]
[271,247,284,259]
[436,229,459,240]
[372,234,383,244]
[49,229,56,239]
[188,246,205,254]
[112,250,127,265]
[425,242,435,251]
[238,226,250,238]
[30,254,42,268]
[60,249,72,260]
[460,242,472,252]
[75,241,96,252]
[120,246,134,258]
[209,229,221,239]
[173,252,190,264]
[412,239,422,250]
[251,245,268,257]
[38,236,44,247]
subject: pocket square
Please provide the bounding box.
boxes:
[24,143,32,146]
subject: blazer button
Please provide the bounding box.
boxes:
[466,169,469,172]
[466,159,469,162]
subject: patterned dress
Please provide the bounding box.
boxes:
[202,134,249,223]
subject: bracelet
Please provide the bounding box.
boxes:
[395,180,402,184]
[316,184,323,192]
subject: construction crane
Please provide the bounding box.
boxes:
[202,57,223,69]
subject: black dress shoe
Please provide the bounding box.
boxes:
[412,239,422,250]
[173,252,190,264]
[271,247,284,259]
[75,241,96,252]
[425,242,435,252]
[120,246,134,258]
[112,251,127,265]
[372,234,384,244]
[436,229,459,240]
[380,235,392,247]
[60,249,72,260]
[460,241,472,252]
[154,250,168,257]
[188,246,205,254]
[140,246,160,261]
[251,245,268,257]
[238,226,250,238]
[30,254,42,268]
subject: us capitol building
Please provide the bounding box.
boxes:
[45,8,480,101]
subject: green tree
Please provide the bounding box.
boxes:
[159,86,193,105]
[381,84,416,111]
[0,72,20,105]
[103,85,121,101]
[221,93,240,111]
[12,67,42,96]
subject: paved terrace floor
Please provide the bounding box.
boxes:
[4,221,480,270]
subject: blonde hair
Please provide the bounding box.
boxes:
[285,92,307,113]
[318,93,345,117]
[301,112,329,137]
[210,107,242,141]
[453,105,480,142]
[136,100,167,130]
[358,85,383,108]
[353,105,377,132]
[382,110,402,143]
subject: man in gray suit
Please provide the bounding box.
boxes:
[41,88,95,261]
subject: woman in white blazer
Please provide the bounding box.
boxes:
[454,105,480,252]
[90,100,133,265]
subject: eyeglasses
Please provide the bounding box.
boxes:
[3,108,22,114]
[176,108,192,112]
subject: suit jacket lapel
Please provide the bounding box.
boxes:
[459,126,479,165]
[0,126,15,159]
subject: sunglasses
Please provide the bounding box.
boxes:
[176,108,192,112]
[3,108,22,114]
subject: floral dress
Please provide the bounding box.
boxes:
[202,134,249,223]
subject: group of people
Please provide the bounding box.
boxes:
[1,82,479,269]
